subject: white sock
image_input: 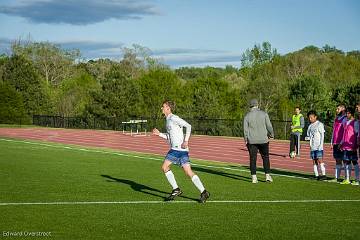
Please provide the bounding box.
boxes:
[191,175,205,193]
[345,164,352,181]
[165,170,178,190]
[335,164,342,179]
[354,164,359,181]
[320,163,326,176]
[313,165,319,177]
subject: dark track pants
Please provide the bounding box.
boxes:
[290,132,301,155]
[247,142,271,175]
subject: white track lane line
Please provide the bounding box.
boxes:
[1,199,360,206]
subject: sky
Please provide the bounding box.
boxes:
[0,0,359,68]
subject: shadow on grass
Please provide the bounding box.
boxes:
[101,175,198,201]
[192,166,252,182]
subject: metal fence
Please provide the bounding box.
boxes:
[32,115,334,142]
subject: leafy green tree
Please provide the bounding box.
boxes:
[289,76,334,112]
[282,46,324,81]
[322,44,344,54]
[87,65,141,119]
[82,59,118,83]
[56,71,100,116]
[11,40,79,86]
[175,67,204,80]
[241,41,278,67]
[221,72,247,90]
[137,69,183,118]
[332,81,360,107]
[0,54,9,83]
[244,59,289,114]
[184,76,233,119]
[119,45,147,79]
[2,55,51,116]
[0,82,28,123]
[119,44,166,78]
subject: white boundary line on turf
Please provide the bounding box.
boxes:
[0,138,312,180]
[1,199,360,206]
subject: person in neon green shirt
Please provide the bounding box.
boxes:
[290,107,305,158]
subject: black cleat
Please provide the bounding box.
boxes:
[165,188,183,201]
[321,175,327,181]
[199,190,210,203]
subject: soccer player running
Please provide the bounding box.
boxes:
[306,111,326,180]
[329,104,347,182]
[289,107,305,158]
[340,107,359,185]
[152,100,210,203]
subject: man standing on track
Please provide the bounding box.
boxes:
[243,99,275,184]
[339,107,359,185]
[329,104,347,182]
[152,100,210,203]
[305,110,326,180]
[289,107,305,158]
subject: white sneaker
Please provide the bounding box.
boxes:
[351,180,360,186]
[266,174,273,183]
[252,175,258,184]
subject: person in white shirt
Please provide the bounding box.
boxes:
[152,100,210,203]
[306,110,326,180]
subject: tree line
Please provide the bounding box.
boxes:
[0,40,359,137]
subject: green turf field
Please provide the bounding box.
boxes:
[0,138,359,240]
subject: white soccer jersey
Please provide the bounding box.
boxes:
[307,120,325,151]
[159,114,191,151]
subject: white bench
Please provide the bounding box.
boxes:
[122,119,148,136]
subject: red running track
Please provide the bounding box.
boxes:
[0,127,336,175]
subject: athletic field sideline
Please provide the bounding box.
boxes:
[0,139,359,240]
